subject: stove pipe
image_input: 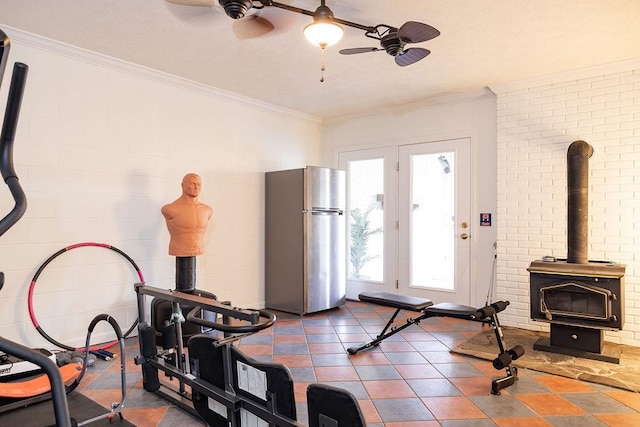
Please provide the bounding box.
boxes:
[567,140,593,264]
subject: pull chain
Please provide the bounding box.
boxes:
[320,45,326,82]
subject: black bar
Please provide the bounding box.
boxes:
[0,62,28,236]
[269,1,374,32]
[136,283,259,322]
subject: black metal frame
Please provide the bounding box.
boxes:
[0,28,75,427]
[261,1,376,33]
[349,294,522,395]
[134,282,305,426]
[263,0,416,51]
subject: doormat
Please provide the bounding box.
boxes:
[0,391,135,426]
[452,326,640,393]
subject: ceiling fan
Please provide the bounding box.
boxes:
[166,0,277,39]
[166,0,440,67]
[338,22,440,67]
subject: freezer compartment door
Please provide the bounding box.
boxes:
[305,167,345,211]
[305,211,346,313]
[265,169,305,314]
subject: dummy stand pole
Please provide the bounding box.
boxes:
[176,256,196,292]
[173,259,191,391]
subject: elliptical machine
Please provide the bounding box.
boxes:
[0,29,129,427]
[0,29,73,427]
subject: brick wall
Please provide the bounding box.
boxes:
[494,63,640,346]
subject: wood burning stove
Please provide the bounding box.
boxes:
[528,259,625,362]
[527,141,626,363]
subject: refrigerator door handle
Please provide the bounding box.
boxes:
[303,208,344,215]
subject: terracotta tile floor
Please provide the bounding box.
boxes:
[79,299,640,426]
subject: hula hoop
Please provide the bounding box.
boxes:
[28,242,144,352]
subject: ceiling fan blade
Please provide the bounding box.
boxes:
[398,21,440,43]
[395,47,430,67]
[339,47,381,55]
[166,0,215,6]
[233,15,275,39]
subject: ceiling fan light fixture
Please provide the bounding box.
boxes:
[304,22,343,48]
[303,2,343,48]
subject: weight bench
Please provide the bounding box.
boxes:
[349,292,524,394]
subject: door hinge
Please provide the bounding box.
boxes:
[396,279,399,289]
[396,220,399,229]
[396,162,400,171]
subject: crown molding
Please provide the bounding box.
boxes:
[489,58,640,94]
[323,87,496,125]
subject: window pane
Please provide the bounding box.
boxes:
[411,152,454,290]
[348,159,384,281]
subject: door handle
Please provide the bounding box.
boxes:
[303,208,344,215]
[460,233,469,240]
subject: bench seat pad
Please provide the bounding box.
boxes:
[359,292,433,312]
[425,302,477,319]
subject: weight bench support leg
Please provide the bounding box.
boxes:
[489,312,519,395]
[347,309,427,355]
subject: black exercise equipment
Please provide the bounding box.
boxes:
[0,29,129,426]
[307,383,366,427]
[151,255,219,346]
[134,282,373,426]
[150,288,219,346]
[0,27,73,427]
[351,292,524,394]
[134,282,297,425]
[188,334,296,426]
[0,315,128,424]
[73,314,127,424]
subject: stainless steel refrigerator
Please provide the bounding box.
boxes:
[265,166,346,314]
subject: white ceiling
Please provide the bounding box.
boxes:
[2,1,639,120]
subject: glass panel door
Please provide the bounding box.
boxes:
[410,151,455,290]
[398,139,471,304]
[338,147,397,299]
[348,158,384,281]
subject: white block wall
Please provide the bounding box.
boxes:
[0,28,321,349]
[493,62,640,346]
